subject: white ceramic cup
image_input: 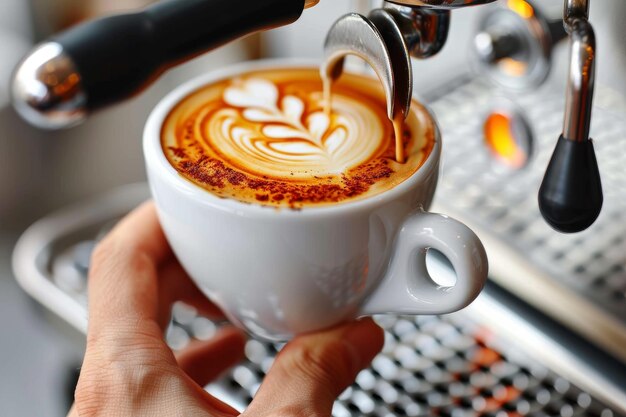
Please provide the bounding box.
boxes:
[144,60,488,341]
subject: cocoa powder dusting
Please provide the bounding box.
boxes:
[173,151,398,209]
[169,147,187,159]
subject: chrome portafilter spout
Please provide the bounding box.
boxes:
[538,0,602,233]
[321,0,496,159]
[321,12,413,129]
[11,0,320,130]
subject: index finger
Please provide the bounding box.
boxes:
[87,201,172,340]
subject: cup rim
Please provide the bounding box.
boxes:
[144,58,442,219]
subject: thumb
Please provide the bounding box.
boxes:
[245,318,384,417]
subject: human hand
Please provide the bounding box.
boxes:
[68,202,384,417]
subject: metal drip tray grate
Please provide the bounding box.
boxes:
[199,310,622,417]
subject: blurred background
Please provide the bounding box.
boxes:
[1,1,626,416]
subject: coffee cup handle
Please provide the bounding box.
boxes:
[360,211,488,316]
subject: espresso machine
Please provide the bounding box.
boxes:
[8,0,626,415]
[9,0,605,234]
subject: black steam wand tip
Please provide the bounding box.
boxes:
[538,135,603,234]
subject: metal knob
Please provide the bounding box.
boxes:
[472,0,567,90]
[538,0,602,233]
[12,43,87,130]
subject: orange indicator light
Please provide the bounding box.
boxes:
[508,0,534,18]
[499,58,528,76]
[484,112,528,169]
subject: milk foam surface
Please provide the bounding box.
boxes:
[162,68,434,208]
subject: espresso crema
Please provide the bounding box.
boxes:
[162,68,435,208]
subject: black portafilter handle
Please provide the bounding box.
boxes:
[11,0,310,130]
[538,9,603,234]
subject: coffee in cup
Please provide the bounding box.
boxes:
[161,68,434,209]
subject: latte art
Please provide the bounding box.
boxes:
[209,77,387,179]
[162,68,434,208]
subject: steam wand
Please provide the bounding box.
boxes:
[538,0,602,233]
[11,0,319,130]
